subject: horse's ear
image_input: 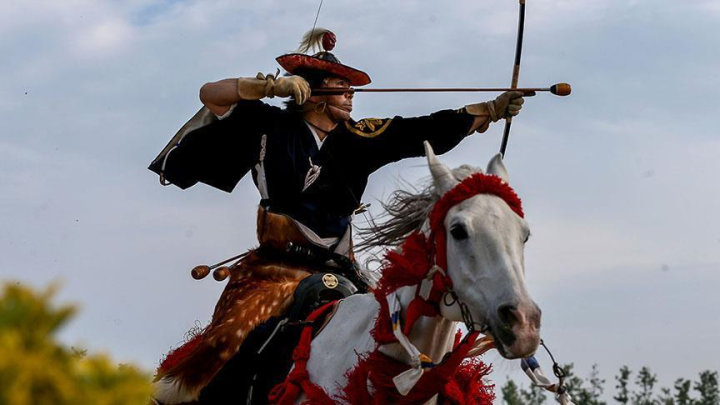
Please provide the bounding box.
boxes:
[425,141,457,195]
[486,153,510,183]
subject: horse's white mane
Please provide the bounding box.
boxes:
[355,164,483,253]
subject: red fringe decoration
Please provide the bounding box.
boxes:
[453,328,463,349]
[430,173,524,233]
[375,232,433,295]
[371,231,434,344]
[429,173,523,272]
[269,302,337,405]
[441,358,496,404]
[403,297,440,335]
[370,289,395,344]
[342,332,494,404]
[157,333,203,375]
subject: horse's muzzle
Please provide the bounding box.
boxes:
[491,301,541,359]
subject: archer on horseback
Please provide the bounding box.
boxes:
[149,29,529,404]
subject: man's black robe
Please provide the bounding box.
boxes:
[149,101,475,238]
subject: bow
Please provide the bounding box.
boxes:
[499,0,527,158]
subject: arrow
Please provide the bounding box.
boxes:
[311,83,571,96]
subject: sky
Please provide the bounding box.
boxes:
[1,0,719,401]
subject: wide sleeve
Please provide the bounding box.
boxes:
[148,100,282,192]
[344,109,476,174]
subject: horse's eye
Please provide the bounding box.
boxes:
[450,224,468,240]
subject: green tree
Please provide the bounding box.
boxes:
[557,363,606,405]
[561,363,596,404]
[615,366,632,404]
[658,387,675,405]
[675,378,694,405]
[694,371,719,405]
[502,379,525,405]
[587,363,607,405]
[520,383,547,404]
[561,363,582,400]
[0,282,151,405]
[633,366,659,405]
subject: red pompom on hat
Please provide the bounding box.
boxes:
[321,31,336,51]
[276,29,371,86]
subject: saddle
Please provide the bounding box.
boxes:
[199,273,357,404]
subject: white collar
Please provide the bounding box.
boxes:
[304,122,326,149]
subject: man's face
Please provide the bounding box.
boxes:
[321,76,353,122]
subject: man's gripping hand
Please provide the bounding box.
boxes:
[491,91,531,120]
[272,76,310,105]
[236,73,310,104]
[465,91,532,122]
[463,91,533,134]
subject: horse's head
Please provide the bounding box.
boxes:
[425,142,541,359]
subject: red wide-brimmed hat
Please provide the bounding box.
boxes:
[276,29,371,87]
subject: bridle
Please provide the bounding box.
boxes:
[400,171,524,336]
[367,171,525,394]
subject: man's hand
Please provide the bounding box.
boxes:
[491,91,530,121]
[463,91,533,134]
[272,76,311,104]
[235,73,310,104]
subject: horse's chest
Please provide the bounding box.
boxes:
[305,296,380,396]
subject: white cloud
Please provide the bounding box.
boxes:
[73,19,136,57]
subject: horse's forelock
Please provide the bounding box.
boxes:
[355,165,483,254]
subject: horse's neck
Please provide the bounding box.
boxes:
[380,285,457,364]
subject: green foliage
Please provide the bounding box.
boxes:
[615,365,632,404]
[674,378,693,405]
[520,383,547,404]
[634,366,658,405]
[0,282,152,405]
[658,387,675,405]
[609,367,719,405]
[562,363,587,403]
[588,363,607,404]
[501,363,606,405]
[500,378,549,405]
[694,371,719,405]
[502,379,525,405]
[500,363,719,405]
[560,363,606,405]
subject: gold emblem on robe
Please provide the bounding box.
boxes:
[345,118,392,138]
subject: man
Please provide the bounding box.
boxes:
[150,29,527,404]
[150,28,525,252]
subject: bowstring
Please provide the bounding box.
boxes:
[310,0,325,49]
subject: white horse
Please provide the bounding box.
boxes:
[269,142,541,404]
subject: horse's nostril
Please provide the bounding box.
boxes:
[497,304,519,327]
